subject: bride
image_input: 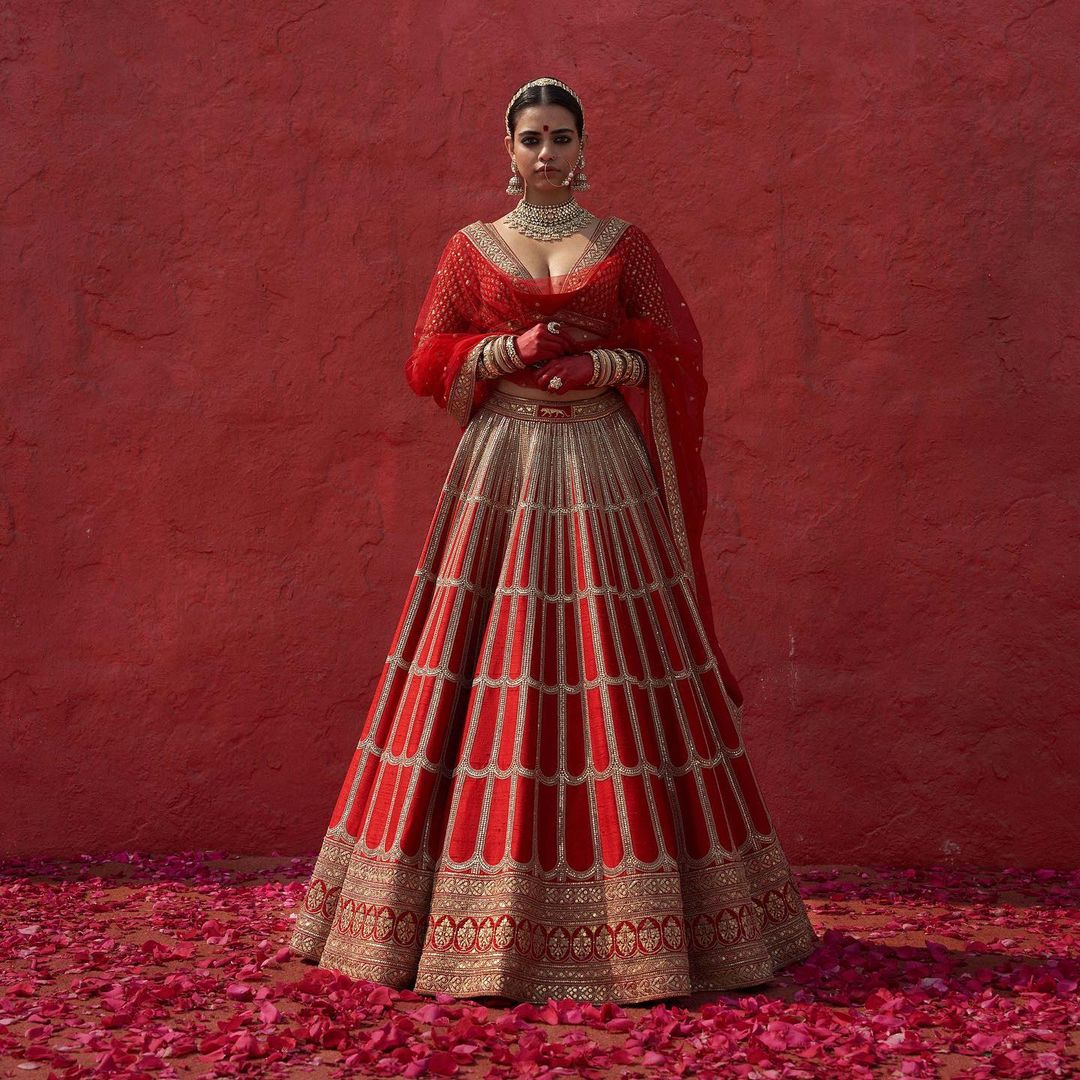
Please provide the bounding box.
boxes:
[289,75,818,1004]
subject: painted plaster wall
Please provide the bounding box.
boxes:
[2,1,1077,865]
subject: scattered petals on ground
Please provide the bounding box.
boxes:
[1,855,1076,1077]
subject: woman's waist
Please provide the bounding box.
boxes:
[489,370,609,401]
[481,387,626,422]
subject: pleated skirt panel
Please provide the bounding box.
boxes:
[289,388,818,1004]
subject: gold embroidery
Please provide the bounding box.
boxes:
[576,216,631,271]
[460,217,631,291]
[446,338,485,427]
[290,397,817,1003]
[292,847,817,1004]
[415,233,474,350]
[413,562,691,600]
[647,364,696,593]
[482,388,624,422]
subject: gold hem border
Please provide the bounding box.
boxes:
[289,841,819,1006]
[302,924,819,1005]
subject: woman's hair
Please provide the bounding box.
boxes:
[506,79,584,139]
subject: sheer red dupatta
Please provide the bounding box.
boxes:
[612,226,744,709]
[404,230,497,424]
[403,222,744,709]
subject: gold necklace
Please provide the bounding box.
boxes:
[503,196,594,241]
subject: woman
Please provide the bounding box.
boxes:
[290,76,818,1004]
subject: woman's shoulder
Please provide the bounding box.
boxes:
[595,214,637,246]
[436,221,496,260]
[455,219,490,242]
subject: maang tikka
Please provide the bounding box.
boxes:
[504,77,591,194]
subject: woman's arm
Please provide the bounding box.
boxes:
[405,233,569,421]
[404,231,490,409]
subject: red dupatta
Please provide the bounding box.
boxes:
[404,217,744,708]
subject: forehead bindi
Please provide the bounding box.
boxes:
[517,104,576,131]
[517,125,577,137]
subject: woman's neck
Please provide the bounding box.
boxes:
[521,187,575,207]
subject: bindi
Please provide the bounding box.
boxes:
[542,124,549,131]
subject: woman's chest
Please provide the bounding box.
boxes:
[475,262,623,333]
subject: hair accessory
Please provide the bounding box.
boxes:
[505,77,585,135]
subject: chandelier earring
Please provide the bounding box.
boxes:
[506,157,524,195]
[570,150,590,191]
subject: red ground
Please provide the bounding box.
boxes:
[1,856,1076,1078]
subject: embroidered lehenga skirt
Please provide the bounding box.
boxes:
[290,388,818,1003]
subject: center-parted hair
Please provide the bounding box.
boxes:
[506,79,585,139]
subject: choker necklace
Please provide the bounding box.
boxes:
[503,196,594,241]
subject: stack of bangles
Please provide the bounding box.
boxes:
[586,347,648,388]
[473,335,526,380]
[472,336,648,388]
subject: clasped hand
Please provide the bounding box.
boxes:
[502,323,594,394]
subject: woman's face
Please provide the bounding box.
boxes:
[504,103,584,195]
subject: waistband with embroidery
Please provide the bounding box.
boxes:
[482,389,625,422]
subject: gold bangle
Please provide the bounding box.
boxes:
[491,336,508,375]
[491,335,516,374]
[587,349,602,387]
[610,348,645,386]
[604,349,617,385]
[493,335,509,373]
[470,337,493,379]
[504,334,526,370]
[476,338,502,380]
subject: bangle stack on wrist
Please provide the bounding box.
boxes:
[586,348,648,388]
[474,334,527,380]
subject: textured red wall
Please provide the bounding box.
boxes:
[3,2,1077,866]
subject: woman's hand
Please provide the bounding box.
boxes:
[533,353,595,394]
[514,323,574,366]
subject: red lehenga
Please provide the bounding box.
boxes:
[289,214,818,1003]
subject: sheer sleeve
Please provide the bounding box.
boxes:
[615,225,744,709]
[404,231,497,426]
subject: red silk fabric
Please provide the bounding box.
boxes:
[404,219,743,707]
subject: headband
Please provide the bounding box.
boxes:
[504,77,585,135]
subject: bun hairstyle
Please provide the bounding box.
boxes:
[505,77,585,139]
